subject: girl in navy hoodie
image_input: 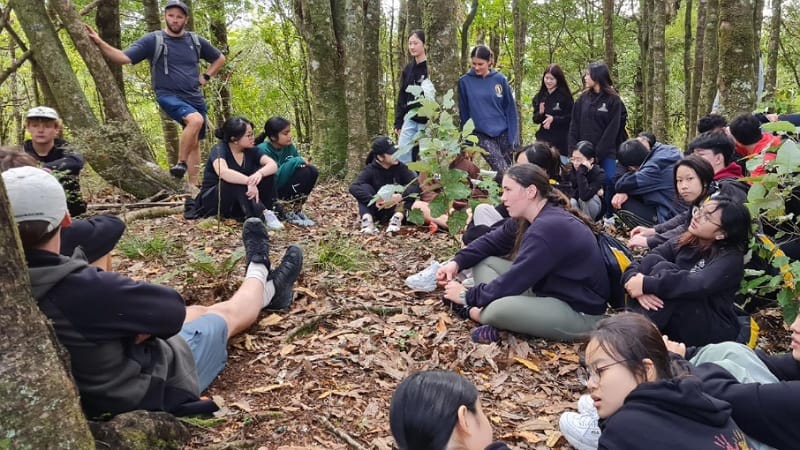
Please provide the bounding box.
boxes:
[458,45,519,174]
[560,312,751,450]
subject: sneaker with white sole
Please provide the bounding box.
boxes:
[296,211,315,226]
[285,211,311,227]
[263,209,285,230]
[405,260,441,292]
[386,212,403,233]
[577,394,599,419]
[360,214,377,233]
[559,411,601,450]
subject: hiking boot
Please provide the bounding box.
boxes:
[170,161,188,179]
[386,212,403,233]
[405,260,441,292]
[286,211,312,227]
[263,209,285,230]
[242,218,270,269]
[296,210,315,226]
[360,214,377,233]
[559,411,601,450]
[266,245,303,310]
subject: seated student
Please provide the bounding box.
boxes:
[22,106,87,217]
[437,164,608,343]
[697,113,728,134]
[611,137,684,227]
[0,146,124,271]
[728,113,781,177]
[390,370,510,450]
[3,166,303,418]
[566,141,605,220]
[349,136,420,234]
[559,312,752,450]
[627,156,715,250]
[622,197,751,347]
[186,116,283,229]
[255,116,318,227]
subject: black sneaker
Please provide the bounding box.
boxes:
[170,161,188,179]
[242,218,270,270]
[266,245,303,310]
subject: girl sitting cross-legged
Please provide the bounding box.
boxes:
[437,163,609,343]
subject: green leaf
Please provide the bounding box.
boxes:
[462,119,475,137]
[429,194,450,219]
[447,210,469,236]
[406,84,423,97]
[442,89,455,109]
[406,161,429,173]
[762,121,799,134]
[407,208,425,226]
[776,140,800,171]
[777,289,799,324]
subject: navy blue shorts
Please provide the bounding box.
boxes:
[157,95,208,140]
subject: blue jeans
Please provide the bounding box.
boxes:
[397,119,425,164]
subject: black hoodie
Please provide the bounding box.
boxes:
[23,138,86,217]
[599,377,749,449]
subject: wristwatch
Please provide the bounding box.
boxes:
[202,73,211,81]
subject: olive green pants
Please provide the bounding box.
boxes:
[474,257,604,341]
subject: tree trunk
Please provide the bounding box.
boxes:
[0,177,95,449]
[294,0,349,178]
[699,0,719,115]
[12,0,179,198]
[690,0,707,134]
[364,0,384,137]
[651,0,667,140]
[512,0,528,132]
[95,0,124,96]
[683,0,694,142]
[406,0,422,36]
[718,0,757,116]
[206,0,232,129]
[394,0,407,110]
[422,0,461,112]
[753,0,764,102]
[143,0,180,165]
[342,0,369,177]
[603,0,616,77]
[461,0,478,71]
[639,0,653,128]
[763,0,781,102]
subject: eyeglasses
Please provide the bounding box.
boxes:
[577,360,631,386]
[691,206,721,227]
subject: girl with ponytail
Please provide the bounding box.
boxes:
[436,163,608,343]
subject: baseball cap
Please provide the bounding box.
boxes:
[2,166,67,233]
[164,0,189,14]
[372,136,397,156]
[26,106,60,120]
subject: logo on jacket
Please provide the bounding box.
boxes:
[598,103,609,112]
[416,74,427,84]
[690,259,706,273]
[553,102,561,111]
[494,84,503,97]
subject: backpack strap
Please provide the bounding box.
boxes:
[151,31,202,76]
[188,31,201,61]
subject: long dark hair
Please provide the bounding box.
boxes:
[589,312,675,382]
[214,116,253,144]
[537,64,571,99]
[674,155,714,208]
[517,141,561,181]
[390,371,479,450]
[254,116,291,146]
[572,140,596,163]
[470,45,494,64]
[504,164,597,257]
[585,61,618,97]
[676,196,752,254]
[365,135,397,165]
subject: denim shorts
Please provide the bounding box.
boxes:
[179,313,228,391]
[157,95,208,140]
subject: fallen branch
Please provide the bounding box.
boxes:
[193,440,257,450]
[317,416,368,450]
[287,305,403,341]
[89,201,183,211]
[120,206,182,223]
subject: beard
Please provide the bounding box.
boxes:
[166,22,185,34]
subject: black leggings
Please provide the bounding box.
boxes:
[197,176,276,219]
[277,165,318,203]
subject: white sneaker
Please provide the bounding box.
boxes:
[286,211,310,227]
[296,211,315,226]
[559,411,601,450]
[405,260,441,292]
[263,210,284,230]
[577,394,599,419]
[386,212,403,233]
[360,214,377,233]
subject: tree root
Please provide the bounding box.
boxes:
[286,305,403,342]
[317,416,368,450]
[120,206,182,223]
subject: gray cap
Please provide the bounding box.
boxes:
[164,0,189,14]
[26,106,60,120]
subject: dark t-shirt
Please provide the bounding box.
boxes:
[124,31,222,105]
[201,143,266,190]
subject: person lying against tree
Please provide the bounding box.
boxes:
[437,163,608,344]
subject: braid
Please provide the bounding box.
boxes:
[545,189,599,233]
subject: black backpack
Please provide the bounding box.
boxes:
[597,231,633,309]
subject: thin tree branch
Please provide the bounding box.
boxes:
[0,50,32,87]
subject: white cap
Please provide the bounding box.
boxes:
[2,166,67,233]
[26,106,60,120]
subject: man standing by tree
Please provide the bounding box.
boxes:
[86,0,226,185]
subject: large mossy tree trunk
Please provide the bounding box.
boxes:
[294,0,349,178]
[96,0,124,96]
[717,0,757,116]
[690,0,707,136]
[638,0,653,129]
[460,0,478,71]
[512,0,528,131]
[603,0,616,78]
[364,0,384,138]
[699,0,720,115]
[683,0,693,142]
[342,0,370,177]
[206,0,233,129]
[0,179,94,449]
[651,0,668,140]
[763,0,781,102]
[422,0,461,114]
[11,0,178,198]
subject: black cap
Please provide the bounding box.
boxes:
[164,0,189,14]
[372,136,397,155]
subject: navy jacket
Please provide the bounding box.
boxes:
[453,204,608,315]
[532,88,574,155]
[599,377,748,449]
[458,69,519,146]
[568,90,624,160]
[614,142,685,223]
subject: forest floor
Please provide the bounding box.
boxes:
[97,180,790,450]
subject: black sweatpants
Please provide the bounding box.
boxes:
[197,176,276,220]
[278,165,319,203]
